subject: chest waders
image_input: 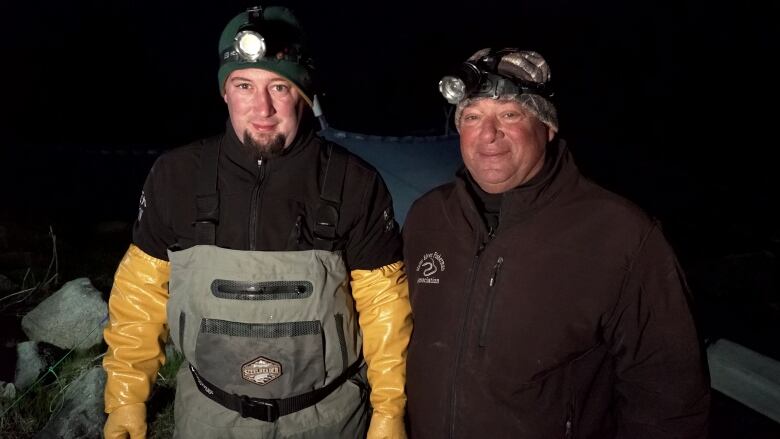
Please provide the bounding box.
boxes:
[166,139,368,438]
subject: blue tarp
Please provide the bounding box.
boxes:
[320,128,463,224]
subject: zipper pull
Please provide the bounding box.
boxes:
[489,257,504,286]
[479,256,505,347]
[257,158,267,183]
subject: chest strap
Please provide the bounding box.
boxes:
[194,139,348,250]
[189,355,363,422]
[194,137,222,246]
[313,143,347,251]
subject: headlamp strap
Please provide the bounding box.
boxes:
[219,47,302,66]
[246,6,264,24]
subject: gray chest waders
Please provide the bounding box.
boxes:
[165,139,368,438]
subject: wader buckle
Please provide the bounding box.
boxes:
[239,395,279,422]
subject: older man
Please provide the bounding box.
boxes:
[403,48,709,438]
[102,6,411,438]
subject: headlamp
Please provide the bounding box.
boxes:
[220,6,304,65]
[439,53,551,105]
[234,30,266,61]
[439,62,481,105]
[231,6,266,62]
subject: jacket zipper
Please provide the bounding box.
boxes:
[565,404,574,438]
[248,158,266,250]
[564,388,575,438]
[448,238,489,438]
[290,214,303,248]
[478,256,504,347]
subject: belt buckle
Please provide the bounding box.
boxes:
[239,395,279,422]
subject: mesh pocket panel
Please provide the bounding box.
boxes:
[200,319,321,338]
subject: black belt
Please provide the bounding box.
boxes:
[189,358,363,422]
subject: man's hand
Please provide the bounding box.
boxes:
[104,403,147,439]
[367,413,407,439]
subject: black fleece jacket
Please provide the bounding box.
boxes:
[403,140,709,439]
[133,118,401,271]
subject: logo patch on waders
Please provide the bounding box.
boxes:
[242,356,282,385]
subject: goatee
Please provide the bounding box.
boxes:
[242,131,286,159]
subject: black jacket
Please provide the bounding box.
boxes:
[133,119,401,271]
[402,140,709,439]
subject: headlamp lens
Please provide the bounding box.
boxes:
[234,31,266,61]
[439,76,467,105]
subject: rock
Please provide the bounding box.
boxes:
[0,381,17,412]
[35,366,106,439]
[14,341,46,390]
[21,278,107,350]
[0,273,16,293]
[14,341,67,390]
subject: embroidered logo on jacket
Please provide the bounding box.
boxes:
[415,252,446,284]
[242,356,282,386]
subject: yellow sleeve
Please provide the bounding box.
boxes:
[351,261,413,439]
[102,244,170,413]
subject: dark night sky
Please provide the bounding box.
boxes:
[1,0,779,257]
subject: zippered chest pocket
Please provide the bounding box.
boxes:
[211,280,313,300]
[479,256,504,347]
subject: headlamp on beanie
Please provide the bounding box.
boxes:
[217,5,314,104]
[231,7,266,61]
[220,6,304,66]
[444,48,559,133]
[439,49,552,105]
[234,30,266,61]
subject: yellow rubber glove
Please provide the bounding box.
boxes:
[103,245,170,426]
[104,402,147,439]
[351,261,412,439]
[367,413,407,439]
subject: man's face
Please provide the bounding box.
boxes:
[459,98,554,194]
[223,68,305,157]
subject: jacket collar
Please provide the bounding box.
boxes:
[222,113,317,175]
[455,138,579,230]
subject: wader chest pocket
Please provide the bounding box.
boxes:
[195,318,325,398]
[211,280,313,300]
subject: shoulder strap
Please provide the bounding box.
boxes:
[194,138,222,245]
[313,143,348,251]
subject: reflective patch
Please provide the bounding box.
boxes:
[242,356,282,386]
[383,207,395,232]
[137,191,147,222]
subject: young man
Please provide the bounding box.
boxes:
[103,6,411,438]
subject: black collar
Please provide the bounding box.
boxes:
[222,112,316,175]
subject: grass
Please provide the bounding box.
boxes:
[0,347,104,438]
[148,348,183,438]
[0,221,183,438]
[0,345,184,438]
